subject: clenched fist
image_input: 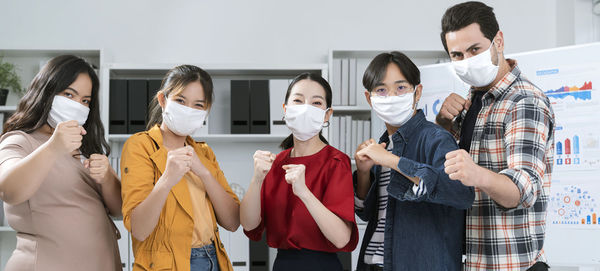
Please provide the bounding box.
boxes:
[49,120,87,155]
[252,150,276,183]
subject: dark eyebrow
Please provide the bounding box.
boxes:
[466,43,481,52]
[292,93,304,97]
[312,95,325,100]
[66,87,79,95]
[394,80,408,84]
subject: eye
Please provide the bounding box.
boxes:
[196,103,204,109]
[451,52,463,60]
[64,92,74,98]
[175,98,185,104]
[82,99,90,104]
[293,99,303,104]
[375,88,386,93]
[398,86,406,91]
[470,47,480,54]
[312,101,322,106]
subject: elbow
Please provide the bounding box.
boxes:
[224,222,240,232]
[131,228,150,242]
[0,192,27,206]
[332,235,351,249]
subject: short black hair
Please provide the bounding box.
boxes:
[440,1,499,53]
[362,51,420,92]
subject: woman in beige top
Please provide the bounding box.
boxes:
[0,55,122,271]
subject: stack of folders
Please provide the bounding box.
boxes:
[326,116,371,159]
[331,58,359,106]
[331,57,374,107]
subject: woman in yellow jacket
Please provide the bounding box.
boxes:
[121,65,240,271]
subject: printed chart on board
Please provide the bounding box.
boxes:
[532,63,600,229]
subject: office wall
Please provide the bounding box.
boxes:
[2,0,596,65]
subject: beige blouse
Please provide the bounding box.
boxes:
[0,130,120,271]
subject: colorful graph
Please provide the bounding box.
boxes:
[549,184,598,226]
[545,81,593,101]
[555,135,580,166]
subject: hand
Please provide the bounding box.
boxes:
[252,150,276,183]
[188,146,210,178]
[163,146,193,188]
[438,93,471,123]
[354,139,377,173]
[84,154,112,184]
[444,149,481,187]
[356,140,395,168]
[48,120,87,155]
[282,164,310,199]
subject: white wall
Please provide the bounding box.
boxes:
[2,0,594,65]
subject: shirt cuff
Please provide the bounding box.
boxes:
[354,195,365,209]
[411,180,427,196]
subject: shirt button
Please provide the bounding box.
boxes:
[124,167,129,174]
[149,262,154,268]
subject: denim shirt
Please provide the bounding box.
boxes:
[354,110,475,271]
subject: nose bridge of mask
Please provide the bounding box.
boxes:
[48,95,90,127]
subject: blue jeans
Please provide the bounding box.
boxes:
[190,243,219,271]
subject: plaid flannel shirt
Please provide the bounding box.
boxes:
[452,60,555,270]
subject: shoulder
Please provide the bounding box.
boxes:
[323,145,351,167]
[123,131,156,153]
[505,74,552,110]
[419,121,458,144]
[0,130,35,149]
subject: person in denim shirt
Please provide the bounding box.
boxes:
[353,51,475,271]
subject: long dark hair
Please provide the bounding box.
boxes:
[146,65,214,129]
[3,55,109,157]
[279,73,332,149]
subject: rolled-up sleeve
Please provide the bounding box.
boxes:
[389,130,474,210]
[498,96,553,211]
[120,135,156,232]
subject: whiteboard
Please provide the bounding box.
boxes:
[417,42,600,267]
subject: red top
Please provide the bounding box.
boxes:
[244,145,359,252]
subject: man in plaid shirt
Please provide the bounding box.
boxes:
[436,2,554,271]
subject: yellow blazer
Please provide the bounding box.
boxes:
[121,125,239,271]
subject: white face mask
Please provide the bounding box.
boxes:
[47,95,90,128]
[452,42,499,87]
[370,92,415,127]
[284,104,328,141]
[162,99,207,136]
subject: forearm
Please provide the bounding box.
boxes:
[100,169,122,217]
[478,168,520,209]
[199,172,240,231]
[240,177,262,231]
[384,154,420,185]
[298,191,352,249]
[130,176,172,241]
[435,114,453,133]
[355,170,372,200]
[0,142,58,205]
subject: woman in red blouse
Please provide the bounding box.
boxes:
[240,73,358,271]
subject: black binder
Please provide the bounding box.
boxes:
[147,79,162,109]
[249,80,270,134]
[230,80,250,134]
[109,79,128,134]
[127,80,148,133]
